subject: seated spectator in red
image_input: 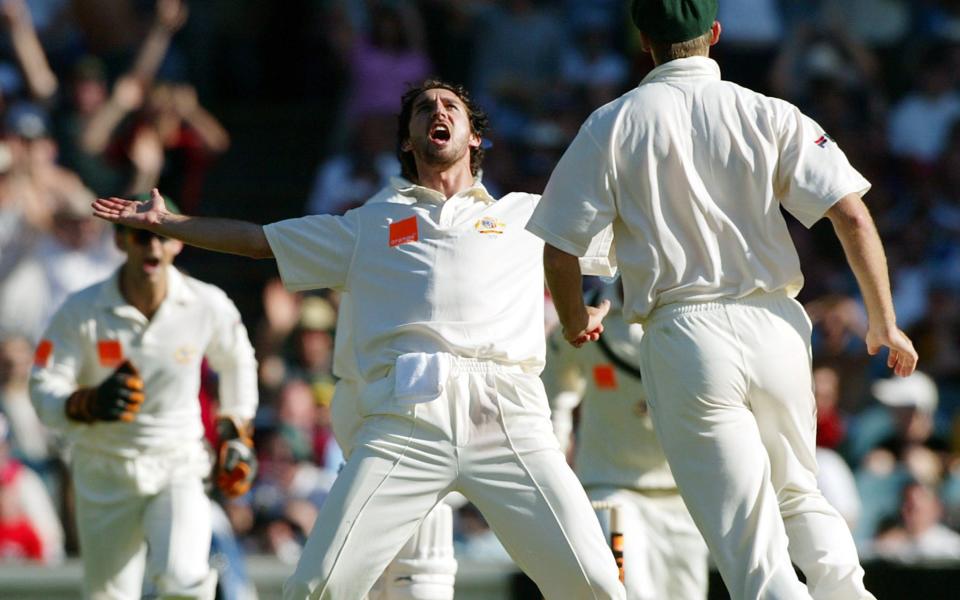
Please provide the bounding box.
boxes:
[0,414,63,564]
[814,364,847,450]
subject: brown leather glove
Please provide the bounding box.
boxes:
[215,417,257,498]
[65,360,144,423]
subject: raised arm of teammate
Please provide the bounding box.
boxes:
[826,192,917,377]
[92,188,273,259]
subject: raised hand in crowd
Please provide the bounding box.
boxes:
[1,0,58,101]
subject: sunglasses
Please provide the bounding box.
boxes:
[127,229,169,245]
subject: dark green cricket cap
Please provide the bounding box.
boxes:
[630,0,718,43]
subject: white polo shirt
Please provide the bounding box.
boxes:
[527,56,871,323]
[265,179,549,382]
[543,285,675,491]
[29,267,259,455]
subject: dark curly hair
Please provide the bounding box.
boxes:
[397,79,490,183]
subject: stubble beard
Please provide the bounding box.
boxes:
[416,136,469,172]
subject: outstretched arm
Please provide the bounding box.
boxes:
[93,188,273,258]
[826,192,917,376]
[543,244,610,347]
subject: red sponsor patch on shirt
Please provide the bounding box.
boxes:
[33,340,53,367]
[97,340,124,367]
[389,217,418,247]
[593,364,618,390]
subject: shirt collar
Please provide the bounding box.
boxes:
[389,174,496,206]
[94,264,196,311]
[640,56,721,86]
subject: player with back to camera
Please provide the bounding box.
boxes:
[527,1,918,599]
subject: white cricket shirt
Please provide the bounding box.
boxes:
[527,56,871,323]
[543,286,675,491]
[321,179,617,449]
[30,267,258,455]
[265,179,548,382]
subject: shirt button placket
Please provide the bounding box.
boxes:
[438,196,453,228]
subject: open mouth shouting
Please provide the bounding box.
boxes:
[142,256,162,274]
[429,122,451,146]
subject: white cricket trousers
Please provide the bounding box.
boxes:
[589,487,708,600]
[71,442,217,600]
[333,382,458,600]
[284,357,625,600]
[638,292,874,600]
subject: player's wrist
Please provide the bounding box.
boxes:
[215,416,257,498]
[866,317,898,340]
[65,388,97,423]
[215,415,253,445]
[561,311,589,343]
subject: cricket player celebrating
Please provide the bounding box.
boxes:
[544,280,708,600]
[527,1,917,599]
[29,199,259,600]
[92,79,625,600]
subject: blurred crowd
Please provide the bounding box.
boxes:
[0,0,959,577]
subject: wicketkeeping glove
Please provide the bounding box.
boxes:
[215,417,257,498]
[65,360,145,423]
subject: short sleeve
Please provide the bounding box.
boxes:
[527,124,618,256]
[264,211,359,292]
[775,106,871,228]
[579,224,618,277]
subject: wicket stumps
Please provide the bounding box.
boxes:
[590,500,624,583]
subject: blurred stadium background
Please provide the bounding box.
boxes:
[1,0,960,598]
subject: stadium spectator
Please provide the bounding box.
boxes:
[275,378,336,471]
[470,0,566,139]
[713,0,784,92]
[0,334,54,468]
[0,176,120,341]
[304,114,399,216]
[246,425,334,563]
[0,413,63,564]
[887,47,960,169]
[807,295,873,413]
[872,480,960,562]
